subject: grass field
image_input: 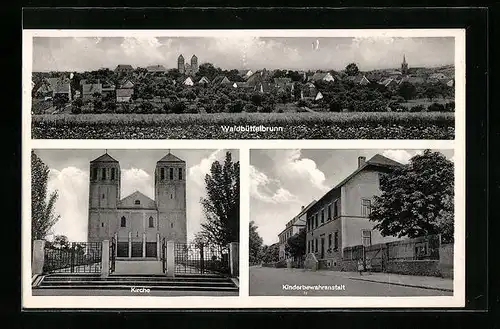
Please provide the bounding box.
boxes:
[31,112,455,139]
[400,98,454,109]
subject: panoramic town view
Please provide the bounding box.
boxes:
[30,36,455,139]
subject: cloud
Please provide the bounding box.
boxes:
[188,149,224,187]
[47,167,89,242]
[33,36,454,72]
[121,168,153,199]
[279,149,329,191]
[382,150,423,164]
[250,165,298,204]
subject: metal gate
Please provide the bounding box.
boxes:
[174,243,230,275]
[43,242,102,274]
[109,237,116,273]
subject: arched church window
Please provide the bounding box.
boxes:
[149,216,154,228]
[120,216,126,227]
[111,168,115,180]
[160,167,165,180]
[92,168,98,180]
[169,168,174,180]
[171,223,173,228]
[102,168,107,180]
[178,168,183,180]
[134,200,140,205]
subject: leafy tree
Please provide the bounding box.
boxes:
[51,235,70,249]
[31,151,60,241]
[198,63,220,81]
[53,93,69,109]
[260,243,280,263]
[198,152,240,252]
[285,229,306,260]
[427,102,445,112]
[345,63,360,76]
[370,150,454,243]
[250,93,263,106]
[249,221,263,265]
[398,81,417,100]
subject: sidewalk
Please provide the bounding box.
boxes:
[345,271,453,292]
[282,268,453,292]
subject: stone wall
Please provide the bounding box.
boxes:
[386,260,441,277]
[439,243,454,278]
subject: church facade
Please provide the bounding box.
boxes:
[87,151,187,259]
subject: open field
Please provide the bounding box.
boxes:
[31,112,454,139]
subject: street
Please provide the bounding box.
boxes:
[249,266,453,296]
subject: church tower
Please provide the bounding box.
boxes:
[177,55,185,74]
[154,151,187,243]
[191,54,198,75]
[88,152,121,243]
[401,54,409,75]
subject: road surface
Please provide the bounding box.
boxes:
[249,266,452,296]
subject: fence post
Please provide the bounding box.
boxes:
[200,244,205,274]
[166,240,175,277]
[101,240,110,278]
[32,240,46,275]
[229,242,239,277]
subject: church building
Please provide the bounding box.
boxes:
[401,54,409,75]
[87,151,187,259]
[178,54,199,76]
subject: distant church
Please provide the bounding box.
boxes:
[178,54,199,76]
[401,54,409,75]
[87,151,187,259]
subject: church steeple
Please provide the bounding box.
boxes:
[401,54,409,75]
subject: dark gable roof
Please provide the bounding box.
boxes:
[90,153,119,163]
[308,154,403,212]
[157,152,184,163]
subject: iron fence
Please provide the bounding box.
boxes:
[43,242,102,274]
[174,243,230,275]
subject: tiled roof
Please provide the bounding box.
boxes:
[82,83,102,95]
[116,88,134,97]
[90,153,118,163]
[157,152,184,163]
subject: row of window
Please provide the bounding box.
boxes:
[307,231,339,254]
[117,216,172,229]
[307,199,340,231]
[92,167,117,181]
[159,167,183,181]
[279,229,293,244]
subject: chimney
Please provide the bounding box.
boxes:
[358,156,366,168]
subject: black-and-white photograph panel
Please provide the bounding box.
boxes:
[29,149,240,296]
[25,30,462,140]
[249,149,456,297]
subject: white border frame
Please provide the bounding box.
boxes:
[22,28,465,309]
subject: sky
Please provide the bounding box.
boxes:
[32,36,455,72]
[33,149,239,242]
[250,149,455,246]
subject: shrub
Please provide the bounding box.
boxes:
[427,102,445,112]
[444,101,455,112]
[228,100,245,113]
[297,99,307,107]
[244,103,258,113]
[70,106,81,114]
[260,104,274,113]
[410,104,426,112]
[329,100,342,112]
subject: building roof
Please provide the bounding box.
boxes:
[115,64,134,71]
[212,75,231,85]
[157,152,185,163]
[178,54,184,60]
[82,83,102,95]
[310,72,333,82]
[308,154,403,212]
[118,191,156,210]
[147,65,167,72]
[116,88,134,97]
[274,77,292,85]
[90,153,119,163]
[199,76,210,84]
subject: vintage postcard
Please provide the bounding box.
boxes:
[22,28,465,309]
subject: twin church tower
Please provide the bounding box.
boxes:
[177,54,198,75]
[87,151,187,258]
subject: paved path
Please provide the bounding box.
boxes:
[249,266,453,296]
[114,260,163,274]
